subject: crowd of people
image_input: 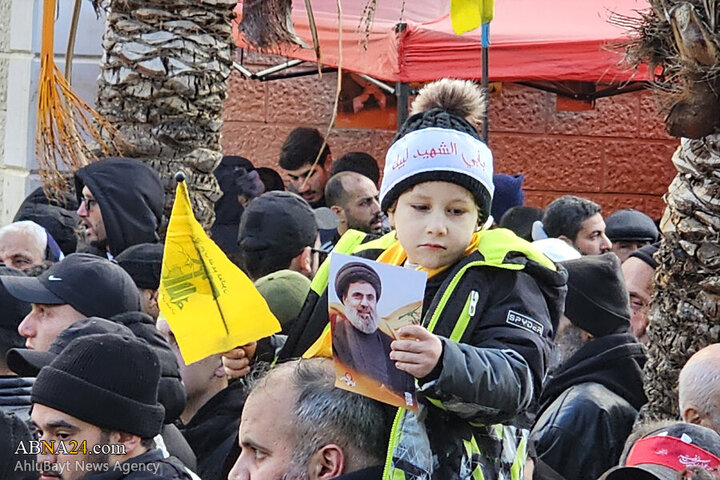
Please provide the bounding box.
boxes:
[0,78,718,480]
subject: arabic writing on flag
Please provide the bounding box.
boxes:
[158,175,281,364]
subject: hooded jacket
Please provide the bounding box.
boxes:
[75,158,164,257]
[211,156,253,256]
[531,333,647,480]
[13,187,79,256]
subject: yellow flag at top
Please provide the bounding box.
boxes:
[159,174,281,365]
[451,0,495,35]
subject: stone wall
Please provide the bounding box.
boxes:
[222,57,678,220]
[0,0,104,224]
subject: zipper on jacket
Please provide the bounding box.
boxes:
[382,409,405,480]
[449,290,479,342]
[468,290,479,316]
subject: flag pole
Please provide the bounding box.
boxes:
[174,171,230,335]
[481,23,490,143]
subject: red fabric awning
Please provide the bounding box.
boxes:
[233,0,650,84]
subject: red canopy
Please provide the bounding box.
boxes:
[233,0,650,84]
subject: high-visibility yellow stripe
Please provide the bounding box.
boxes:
[511,435,528,480]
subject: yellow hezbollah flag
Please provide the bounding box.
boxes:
[451,0,494,35]
[159,173,281,364]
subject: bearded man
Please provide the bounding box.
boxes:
[331,262,408,393]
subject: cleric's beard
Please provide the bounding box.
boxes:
[345,305,378,334]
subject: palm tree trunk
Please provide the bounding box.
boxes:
[641,135,720,420]
[619,0,720,421]
[95,0,237,229]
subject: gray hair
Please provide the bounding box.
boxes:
[0,220,47,258]
[252,358,390,475]
[679,344,720,426]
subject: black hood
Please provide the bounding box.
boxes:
[111,312,186,423]
[211,156,253,256]
[539,333,647,413]
[75,157,164,256]
[13,187,79,255]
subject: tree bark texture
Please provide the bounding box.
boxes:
[96,0,238,229]
[641,135,720,420]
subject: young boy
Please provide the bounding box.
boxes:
[228,79,567,480]
[367,79,567,480]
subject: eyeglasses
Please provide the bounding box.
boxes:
[311,241,333,257]
[80,197,98,210]
[311,246,332,256]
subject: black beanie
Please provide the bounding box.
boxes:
[111,311,186,424]
[32,334,165,438]
[115,243,164,290]
[335,262,382,301]
[560,252,631,337]
[628,242,660,269]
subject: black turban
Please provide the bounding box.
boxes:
[335,262,382,302]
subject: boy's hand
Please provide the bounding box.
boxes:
[221,341,257,379]
[389,325,443,379]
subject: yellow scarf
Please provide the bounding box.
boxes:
[303,232,483,358]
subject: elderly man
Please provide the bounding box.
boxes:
[621,243,659,344]
[0,221,50,270]
[605,209,659,262]
[30,333,192,480]
[536,195,612,256]
[601,422,720,480]
[75,157,164,258]
[229,358,390,480]
[678,344,720,433]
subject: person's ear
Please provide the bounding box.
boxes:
[107,431,143,460]
[149,289,159,308]
[684,405,704,425]
[331,205,346,224]
[324,155,334,172]
[292,247,313,275]
[387,209,396,229]
[558,235,574,247]
[308,444,345,480]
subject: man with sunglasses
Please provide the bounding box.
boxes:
[75,157,164,258]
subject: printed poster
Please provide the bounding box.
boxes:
[329,253,427,410]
